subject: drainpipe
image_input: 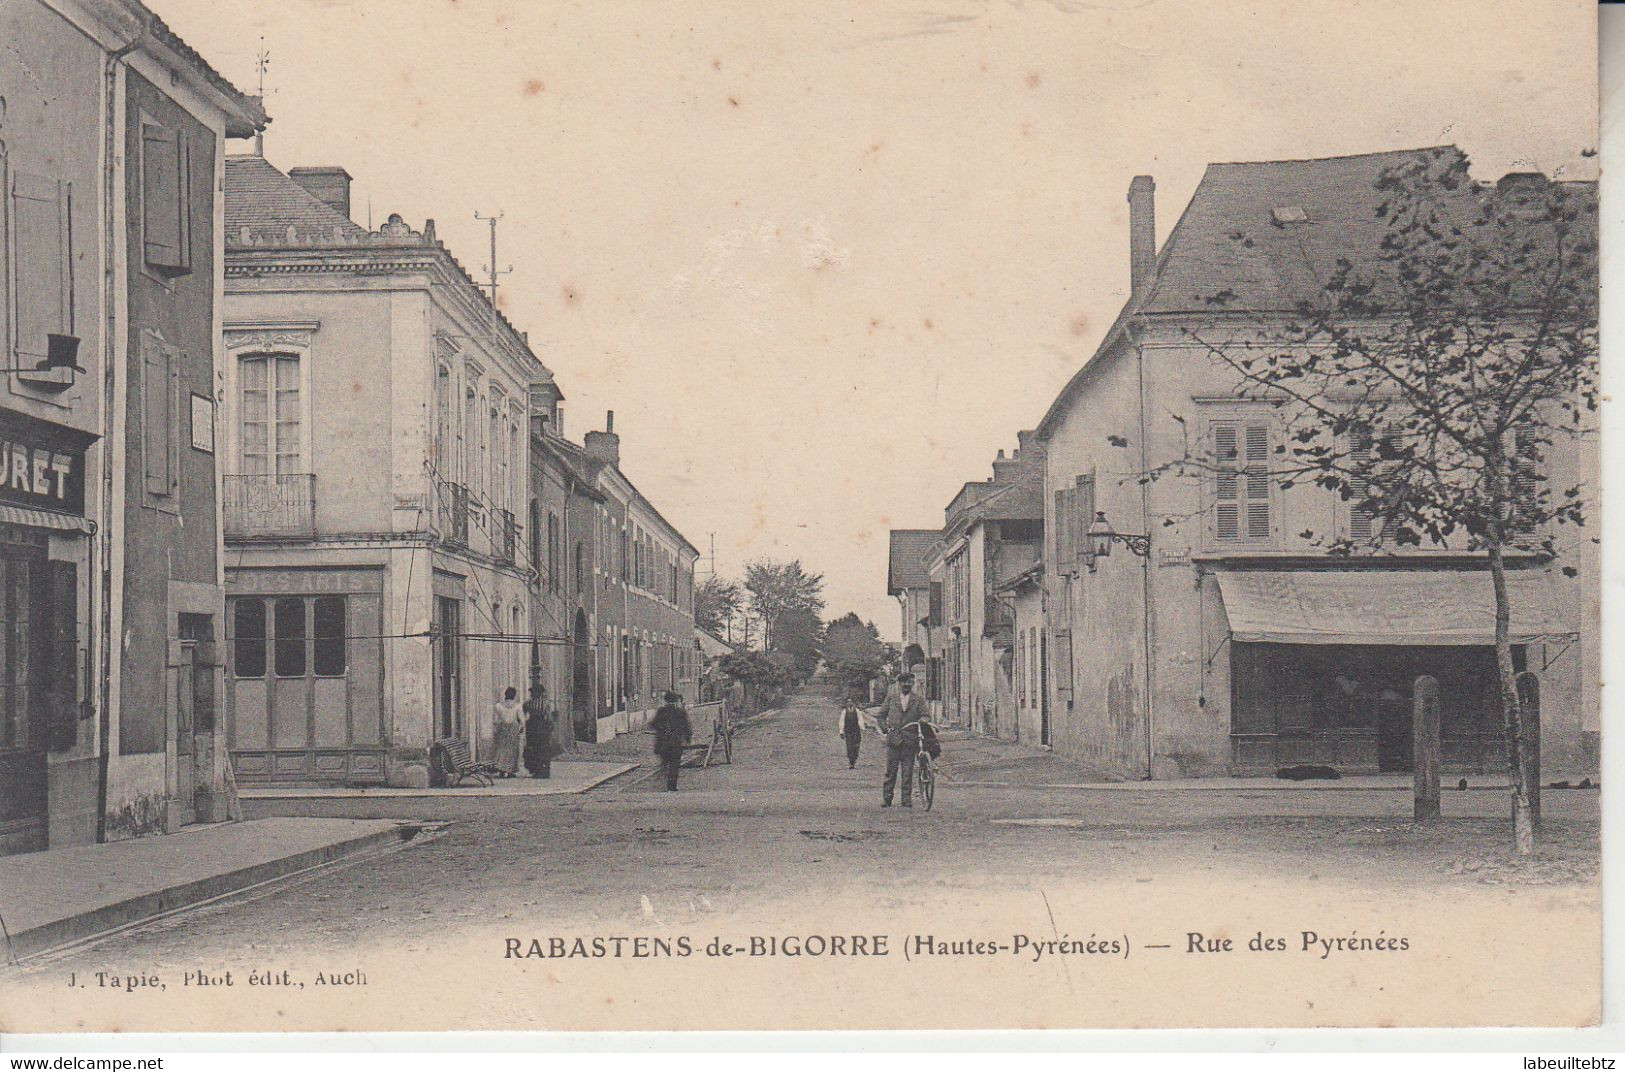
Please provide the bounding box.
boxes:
[97,17,150,840]
[1133,323,1156,780]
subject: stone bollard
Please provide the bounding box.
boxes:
[1413,675,1441,821]
[1517,671,1541,829]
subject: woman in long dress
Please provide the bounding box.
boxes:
[491,687,524,777]
[522,684,556,778]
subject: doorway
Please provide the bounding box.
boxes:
[572,610,593,741]
[0,542,48,854]
[434,596,462,739]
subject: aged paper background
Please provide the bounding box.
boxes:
[0,0,1602,1035]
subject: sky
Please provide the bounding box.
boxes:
[152,0,1596,639]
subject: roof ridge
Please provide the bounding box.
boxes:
[1203,144,1460,169]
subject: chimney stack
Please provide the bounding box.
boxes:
[1128,174,1156,297]
[289,167,354,221]
[584,410,620,467]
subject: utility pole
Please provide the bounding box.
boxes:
[474,210,513,325]
[253,39,270,156]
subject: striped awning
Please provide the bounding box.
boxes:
[0,505,95,535]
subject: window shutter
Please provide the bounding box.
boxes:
[1348,426,1375,541]
[1053,488,1072,572]
[928,581,943,626]
[1074,475,1095,563]
[142,336,175,495]
[12,173,72,363]
[1052,629,1073,699]
[1243,423,1272,539]
[1212,423,1240,540]
[142,123,190,271]
[1510,427,1541,540]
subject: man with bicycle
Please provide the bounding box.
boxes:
[875,672,930,808]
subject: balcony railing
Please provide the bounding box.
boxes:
[440,482,470,547]
[496,508,517,566]
[223,474,315,538]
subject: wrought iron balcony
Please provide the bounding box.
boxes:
[496,508,517,566]
[223,474,315,539]
[440,482,470,547]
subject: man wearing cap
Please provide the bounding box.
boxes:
[874,672,929,808]
[650,691,693,792]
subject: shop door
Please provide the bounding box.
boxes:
[0,549,46,855]
[173,640,198,826]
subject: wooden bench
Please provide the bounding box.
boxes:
[431,737,502,788]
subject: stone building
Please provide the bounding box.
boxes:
[930,439,1043,737]
[1034,148,1594,779]
[0,0,263,853]
[220,153,556,787]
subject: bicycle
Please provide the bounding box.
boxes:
[899,719,940,811]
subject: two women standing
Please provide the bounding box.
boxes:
[492,684,559,778]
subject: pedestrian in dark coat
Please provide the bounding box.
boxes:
[874,672,928,807]
[837,702,864,769]
[650,691,692,791]
[522,684,556,778]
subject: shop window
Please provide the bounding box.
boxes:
[313,596,347,677]
[141,121,191,275]
[10,171,75,371]
[233,598,266,678]
[273,596,306,678]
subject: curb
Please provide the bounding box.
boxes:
[237,763,637,800]
[4,824,413,963]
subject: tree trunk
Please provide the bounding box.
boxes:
[1487,542,1535,855]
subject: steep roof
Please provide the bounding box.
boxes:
[224,155,369,239]
[1037,146,1597,437]
[888,529,939,594]
[133,1,267,136]
[1139,146,1461,315]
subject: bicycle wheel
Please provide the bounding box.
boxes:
[917,754,934,811]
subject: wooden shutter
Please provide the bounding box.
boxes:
[928,581,943,626]
[142,123,190,271]
[1212,423,1240,540]
[142,335,176,495]
[1052,629,1073,699]
[1510,427,1541,540]
[1348,427,1375,542]
[12,173,72,363]
[1243,422,1272,539]
[1053,488,1073,573]
[1074,475,1096,561]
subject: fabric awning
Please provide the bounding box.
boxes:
[0,505,95,535]
[1214,569,1576,646]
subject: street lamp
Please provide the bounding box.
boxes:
[1085,510,1150,569]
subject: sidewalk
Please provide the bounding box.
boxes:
[0,817,414,962]
[932,725,1594,792]
[236,759,636,799]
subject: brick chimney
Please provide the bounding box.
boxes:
[1128,174,1156,297]
[992,448,1022,485]
[584,410,620,467]
[289,167,353,221]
